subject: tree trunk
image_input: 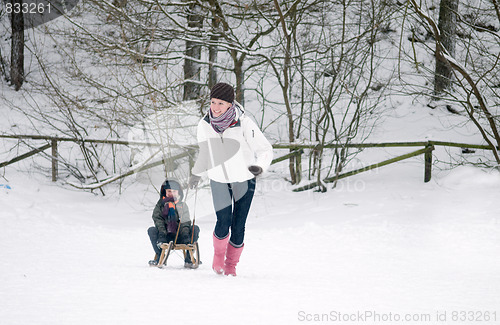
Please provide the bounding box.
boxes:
[273,0,297,184]
[112,0,127,8]
[0,46,7,80]
[207,0,220,89]
[434,0,458,95]
[183,2,203,101]
[10,0,24,91]
[208,43,218,89]
[234,58,245,105]
[492,0,500,25]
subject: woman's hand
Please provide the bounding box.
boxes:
[248,165,263,177]
[188,175,201,189]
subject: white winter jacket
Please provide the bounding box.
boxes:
[192,104,273,183]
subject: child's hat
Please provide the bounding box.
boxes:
[160,179,184,200]
[210,82,234,104]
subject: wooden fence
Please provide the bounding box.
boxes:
[274,141,499,191]
[0,134,497,191]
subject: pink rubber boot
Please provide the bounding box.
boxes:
[212,234,230,274]
[224,243,244,276]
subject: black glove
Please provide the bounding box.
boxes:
[178,225,191,244]
[188,175,201,189]
[178,235,190,244]
[248,165,263,177]
[157,233,168,248]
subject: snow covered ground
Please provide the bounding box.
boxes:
[1,161,499,325]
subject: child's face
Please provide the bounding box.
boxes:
[164,189,179,199]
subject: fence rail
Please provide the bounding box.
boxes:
[0,134,193,148]
[273,140,498,150]
[1,134,497,191]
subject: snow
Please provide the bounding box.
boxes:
[1,162,499,325]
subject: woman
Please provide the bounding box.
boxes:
[189,82,273,276]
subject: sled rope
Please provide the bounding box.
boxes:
[191,186,198,244]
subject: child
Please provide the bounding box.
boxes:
[147,178,199,268]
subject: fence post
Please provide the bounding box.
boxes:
[295,149,303,184]
[424,142,434,183]
[51,139,58,182]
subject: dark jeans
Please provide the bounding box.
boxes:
[147,226,200,261]
[210,178,256,247]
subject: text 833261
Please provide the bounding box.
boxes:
[5,2,51,14]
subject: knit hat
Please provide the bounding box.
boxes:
[160,179,184,200]
[210,83,235,104]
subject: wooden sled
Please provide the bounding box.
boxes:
[155,241,200,269]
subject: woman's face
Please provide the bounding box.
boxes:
[210,98,232,117]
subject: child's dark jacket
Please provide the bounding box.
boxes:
[152,199,191,239]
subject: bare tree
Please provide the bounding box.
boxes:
[272,0,299,184]
[206,0,220,89]
[183,1,204,101]
[434,0,459,94]
[112,0,128,7]
[260,0,393,189]
[492,0,500,23]
[10,0,498,191]
[0,46,6,81]
[10,0,24,90]
[409,0,500,166]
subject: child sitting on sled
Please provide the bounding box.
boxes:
[147,178,199,267]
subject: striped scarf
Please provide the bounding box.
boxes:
[209,104,237,134]
[162,197,179,233]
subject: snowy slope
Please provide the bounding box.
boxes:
[1,161,499,325]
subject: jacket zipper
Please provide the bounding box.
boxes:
[218,132,229,179]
